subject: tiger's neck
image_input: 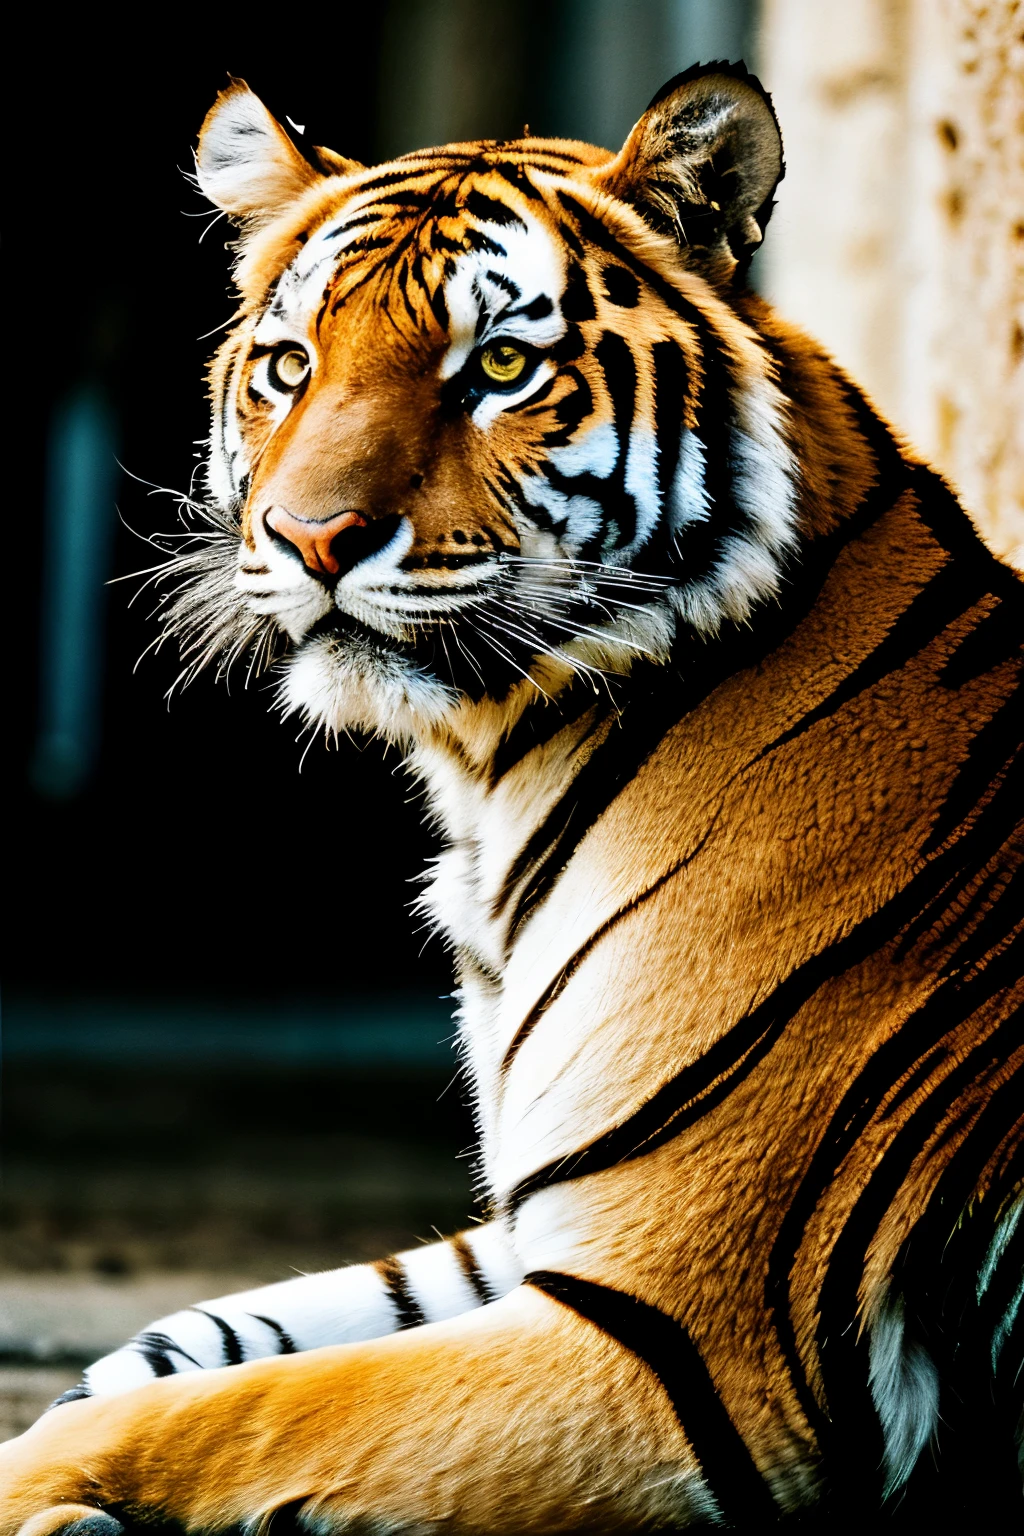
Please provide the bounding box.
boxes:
[404,434,1013,1201]
[405,670,621,1139]
[403,569,845,1172]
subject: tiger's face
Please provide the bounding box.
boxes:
[170,67,793,742]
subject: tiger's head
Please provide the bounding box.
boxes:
[167,64,793,744]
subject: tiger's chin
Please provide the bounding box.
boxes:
[279,627,460,746]
[276,592,682,748]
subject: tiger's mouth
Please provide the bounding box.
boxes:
[305,607,413,649]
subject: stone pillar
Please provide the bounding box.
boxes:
[759,0,1024,565]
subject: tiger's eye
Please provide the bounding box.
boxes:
[479,342,527,385]
[272,348,310,389]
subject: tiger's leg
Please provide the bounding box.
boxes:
[56,1222,521,1404]
[0,1285,717,1535]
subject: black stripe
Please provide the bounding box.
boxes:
[561,261,596,322]
[940,860,1024,979]
[250,1314,297,1354]
[748,557,992,769]
[320,215,380,242]
[488,162,546,201]
[375,1255,427,1330]
[527,1271,777,1526]
[813,1013,1024,1502]
[891,721,1022,974]
[490,665,688,932]
[498,387,910,943]
[343,168,438,198]
[542,333,640,544]
[593,330,640,551]
[878,1046,948,1120]
[502,830,711,1074]
[484,267,521,300]
[657,307,742,587]
[504,375,557,414]
[911,463,1024,596]
[594,332,638,437]
[431,228,468,254]
[948,598,1024,692]
[359,187,436,212]
[766,933,1024,1445]
[549,321,586,365]
[50,1384,92,1408]
[900,864,1008,975]
[652,339,688,509]
[131,1330,200,1376]
[330,258,391,315]
[941,597,1022,688]
[511,293,554,322]
[557,220,586,259]
[538,362,593,448]
[601,263,641,308]
[394,259,422,327]
[508,746,1024,1213]
[464,190,527,229]
[921,677,1023,857]
[463,227,507,257]
[490,682,598,785]
[192,1308,244,1366]
[451,1233,493,1304]
[426,278,450,332]
[331,234,394,258]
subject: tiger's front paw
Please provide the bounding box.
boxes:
[15,1511,123,1536]
[0,1387,175,1536]
[0,1403,104,1535]
[0,1357,307,1536]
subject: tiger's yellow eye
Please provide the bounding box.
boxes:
[479,342,527,385]
[272,348,310,389]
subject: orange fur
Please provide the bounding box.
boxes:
[2,67,1021,1533]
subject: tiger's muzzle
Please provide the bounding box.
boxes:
[264,505,404,583]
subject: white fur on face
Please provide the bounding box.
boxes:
[278,630,459,746]
[440,215,567,382]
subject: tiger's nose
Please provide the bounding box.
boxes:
[265,507,367,577]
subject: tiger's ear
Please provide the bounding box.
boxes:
[592,62,783,280]
[196,80,363,228]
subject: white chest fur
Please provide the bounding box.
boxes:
[408,694,611,1187]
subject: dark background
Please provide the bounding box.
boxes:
[1,2,754,1312]
[6,0,754,1014]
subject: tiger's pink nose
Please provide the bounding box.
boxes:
[265,507,368,576]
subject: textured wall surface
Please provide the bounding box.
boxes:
[760,0,1024,565]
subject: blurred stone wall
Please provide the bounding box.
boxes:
[759,0,1024,566]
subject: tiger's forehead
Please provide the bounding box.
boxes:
[254,161,579,362]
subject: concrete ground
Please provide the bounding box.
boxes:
[1,1060,475,1443]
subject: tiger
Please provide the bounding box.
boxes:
[2,59,1021,1534]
